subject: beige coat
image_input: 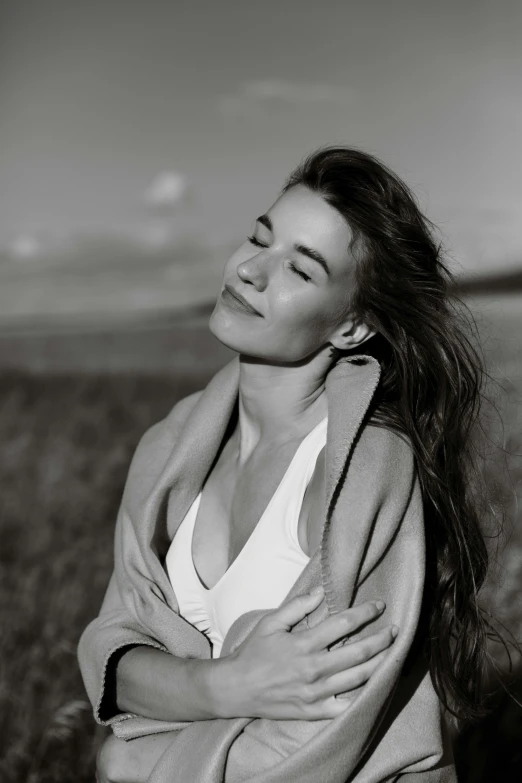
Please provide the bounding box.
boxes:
[77,353,457,782]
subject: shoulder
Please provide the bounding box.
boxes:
[353,423,414,475]
[124,389,204,489]
[306,424,415,540]
[308,423,415,508]
[342,422,417,511]
[119,389,203,513]
[141,389,203,450]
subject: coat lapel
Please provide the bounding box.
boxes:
[321,355,382,615]
[131,353,381,618]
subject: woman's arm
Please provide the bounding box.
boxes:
[78,561,238,725]
[79,544,242,725]
[110,644,231,722]
[98,585,396,725]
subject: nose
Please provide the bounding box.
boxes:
[236,253,267,287]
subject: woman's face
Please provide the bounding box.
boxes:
[209,184,372,363]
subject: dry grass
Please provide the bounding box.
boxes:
[0,371,207,782]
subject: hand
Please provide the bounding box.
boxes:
[217,586,398,721]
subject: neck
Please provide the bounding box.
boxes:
[232,350,334,462]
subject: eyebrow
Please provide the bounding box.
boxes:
[255,214,331,278]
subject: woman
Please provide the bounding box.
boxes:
[79,146,500,783]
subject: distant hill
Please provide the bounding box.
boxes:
[0,276,519,373]
[0,301,233,374]
[451,267,522,294]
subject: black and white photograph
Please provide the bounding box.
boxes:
[1,2,521,781]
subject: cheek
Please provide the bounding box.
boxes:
[275,295,332,340]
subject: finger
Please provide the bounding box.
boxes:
[316,626,397,679]
[303,601,386,651]
[261,587,324,633]
[301,691,358,721]
[317,647,390,700]
[317,694,355,720]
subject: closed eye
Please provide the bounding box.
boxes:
[246,235,312,282]
[288,263,312,283]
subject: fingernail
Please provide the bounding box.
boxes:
[310,585,323,595]
[391,625,399,637]
[374,600,386,611]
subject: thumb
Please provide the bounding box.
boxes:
[262,586,324,633]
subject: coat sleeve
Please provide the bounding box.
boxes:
[77,530,170,726]
[76,391,202,730]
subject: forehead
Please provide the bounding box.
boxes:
[265,185,353,266]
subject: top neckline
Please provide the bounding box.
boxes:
[189,415,328,592]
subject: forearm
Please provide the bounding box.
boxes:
[113,645,235,722]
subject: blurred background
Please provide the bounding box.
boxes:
[0,0,521,780]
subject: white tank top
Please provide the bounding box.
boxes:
[166,416,328,658]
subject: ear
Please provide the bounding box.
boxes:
[329,318,377,351]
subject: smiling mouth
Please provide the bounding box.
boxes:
[221,287,262,316]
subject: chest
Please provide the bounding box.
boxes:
[190,436,326,590]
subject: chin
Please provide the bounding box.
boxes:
[208,308,247,353]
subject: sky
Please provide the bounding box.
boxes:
[1,0,521,321]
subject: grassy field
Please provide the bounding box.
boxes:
[0,297,521,782]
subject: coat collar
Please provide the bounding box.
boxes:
[138,352,382,616]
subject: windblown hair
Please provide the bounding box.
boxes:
[281,145,516,725]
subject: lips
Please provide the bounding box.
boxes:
[223,285,262,316]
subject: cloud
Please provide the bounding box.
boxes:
[144,171,188,207]
[8,234,44,260]
[217,79,356,116]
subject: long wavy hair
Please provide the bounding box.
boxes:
[280,145,517,725]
